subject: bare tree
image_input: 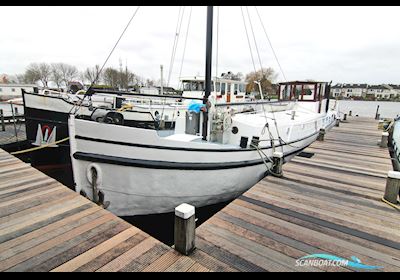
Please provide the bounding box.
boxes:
[83,65,101,84]
[103,67,119,88]
[59,63,78,87]
[245,67,277,95]
[51,63,63,89]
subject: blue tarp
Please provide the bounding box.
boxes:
[187,101,205,113]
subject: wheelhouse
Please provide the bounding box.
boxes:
[180,76,247,103]
[277,81,331,113]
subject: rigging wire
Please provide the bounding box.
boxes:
[70,6,141,115]
[240,6,257,74]
[167,6,185,88]
[254,6,287,82]
[178,6,193,85]
[215,6,220,80]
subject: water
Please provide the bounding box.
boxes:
[0,103,24,117]
[337,100,399,119]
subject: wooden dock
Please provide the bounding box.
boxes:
[0,116,398,272]
[193,117,400,272]
[0,149,213,272]
[0,123,26,147]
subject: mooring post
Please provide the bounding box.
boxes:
[349,110,352,116]
[343,113,347,121]
[335,118,340,127]
[174,203,196,255]
[317,128,326,141]
[0,109,5,132]
[375,105,380,120]
[272,151,283,177]
[378,120,384,130]
[291,110,295,120]
[383,171,400,205]
[379,132,389,148]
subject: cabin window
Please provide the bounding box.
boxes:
[221,83,226,95]
[234,84,238,95]
[294,85,302,99]
[239,84,245,92]
[302,84,315,100]
[215,82,220,93]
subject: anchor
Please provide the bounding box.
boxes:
[90,167,110,209]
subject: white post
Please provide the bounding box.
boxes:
[272,151,284,177]
[380,132,389,148]
[384,171,400,204]
[174,203,196,255]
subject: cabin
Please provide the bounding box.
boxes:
[277,81,331,113]
[180,76,247,103]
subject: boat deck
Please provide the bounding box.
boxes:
[194,116,400,272]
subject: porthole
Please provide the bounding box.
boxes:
[232,126,239,134]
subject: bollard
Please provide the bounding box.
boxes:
[0,109,5,132]
[272,151,283,177]
[379,132,389,148]
[383,171,400,205]
[349,110,352,116]
[378,120,384,130]
[317,128,326,141]
[375,105,380,120]
[343,113,347,121]
[291,110,296,120]
[174,203,196,255]
[335,118,340,127]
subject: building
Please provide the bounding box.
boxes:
[0,83,38,101]
[330,83,400,100]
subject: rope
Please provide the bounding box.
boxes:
[167,6,185,87]
[254,6,287,82]
[178,6,192,85]
[70,6,141,115]
[11,137,70,155]
[240,6,257,74]
[381,197,400,211]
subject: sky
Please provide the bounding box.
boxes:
[1,6,400,88]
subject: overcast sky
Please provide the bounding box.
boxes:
[1,6,400,88]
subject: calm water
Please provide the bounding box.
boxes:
[0,103,24,117]
[337,100,399,119]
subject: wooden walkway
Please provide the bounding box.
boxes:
[0,149,213,272]
[0,117,398,272]
[194,117,400,272]
[0,123,26,147]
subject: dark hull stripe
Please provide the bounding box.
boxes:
[72,145,308,170]
[75,130,319,153]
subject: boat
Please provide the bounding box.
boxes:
[68,6,338,216]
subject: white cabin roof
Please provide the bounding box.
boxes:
[180,76,246,85]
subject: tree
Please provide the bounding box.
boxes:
[24,63,51,87]
[59,63,78,87]
[51,63,63,89]
[83,65,101,84]
[103,67,119,88]
[245,67,277,96]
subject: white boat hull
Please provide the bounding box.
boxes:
[69,113,331,216]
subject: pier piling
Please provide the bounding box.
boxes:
[174,203,196,256]
[380,132,389,148]
[349,110,352,116]
[272,151,283,177]
[343,113,347,121]
[317,128,326,141]
[0,109,5,132]
[383,171,400,205]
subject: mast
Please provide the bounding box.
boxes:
[202,6,213,140]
